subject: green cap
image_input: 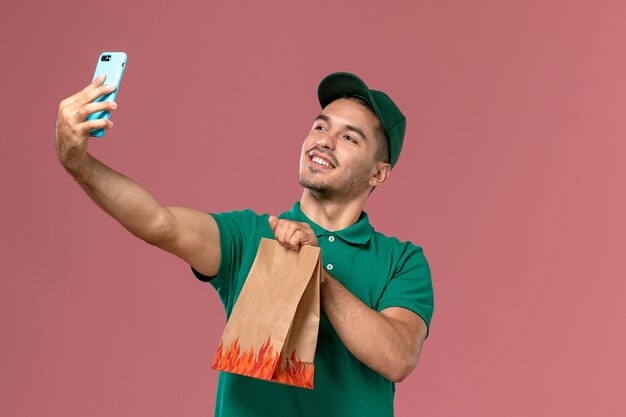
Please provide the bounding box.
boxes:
[317,72,406,168]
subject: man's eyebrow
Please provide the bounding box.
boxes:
[315,114,331,123]
[344,124,368,141]
[314,114,368,141]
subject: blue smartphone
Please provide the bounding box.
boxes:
[87,52,127,137]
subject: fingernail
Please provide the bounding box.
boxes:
[110,102,117,108]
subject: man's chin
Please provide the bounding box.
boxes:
[299,176,334,196]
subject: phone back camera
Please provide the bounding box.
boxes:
[101,55,112,61]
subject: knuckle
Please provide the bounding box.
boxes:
[81,89,94,102]
[60,102,70,113]
[60,107,73,119]
[73,107,86,120]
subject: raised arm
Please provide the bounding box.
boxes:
[55,75,219,277]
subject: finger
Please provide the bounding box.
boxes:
[277,221,291,245]
[273,220,313,250]
[82,83,116,105]
[274,219,291,241]
[268,215,279,233]
[277,228,297,250]
[81,118,114,133]
[287,231,303,251]
[298,228,317,247]
[87,73,107,90]
[74,101,117,122]
[284,223,303,247]
[60,74,107,108]
[82,74,107,94]
[300,224,318,246]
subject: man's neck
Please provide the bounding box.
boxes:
[299,190,368,231]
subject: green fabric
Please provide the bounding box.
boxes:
[192,202,433,417]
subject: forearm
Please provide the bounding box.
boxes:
[267,216,425,381]
[55,79,177,247]
[67,153,170,244]
[320,273,419,382]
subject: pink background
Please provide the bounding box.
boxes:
[2,1,625,416]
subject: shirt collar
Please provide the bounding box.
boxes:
[281,202,373,245]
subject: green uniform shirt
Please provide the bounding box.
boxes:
[192,202,434,417]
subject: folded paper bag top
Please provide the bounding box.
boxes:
[212,238,323,389]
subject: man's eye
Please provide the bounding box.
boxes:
[344,135,356,143]
[314,125,326,131]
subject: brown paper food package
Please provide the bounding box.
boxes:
[212,238,322,389]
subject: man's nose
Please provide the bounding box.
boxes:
[316,132,336,150]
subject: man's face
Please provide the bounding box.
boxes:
[298,98,384,200]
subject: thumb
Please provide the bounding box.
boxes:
[268,215,279,232]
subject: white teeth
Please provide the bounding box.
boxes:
[312,156,332,167]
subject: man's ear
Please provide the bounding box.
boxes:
[369,162,391,188]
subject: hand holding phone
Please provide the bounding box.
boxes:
[86,52,127,137]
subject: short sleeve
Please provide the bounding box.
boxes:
[190,209,263,310]
[377,244,434,336]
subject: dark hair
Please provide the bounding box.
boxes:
[339,95,389,164]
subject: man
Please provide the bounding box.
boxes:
[55,71,434,416]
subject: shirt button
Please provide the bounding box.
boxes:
[326,264,334,271]
[328,236,335,242]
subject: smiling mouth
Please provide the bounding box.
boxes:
[310,155,335,168]
[307,148,337,169]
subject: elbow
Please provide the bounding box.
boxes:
[139,208,175,247]
[387,360,416,383]
[384,349,420,383]
[388,372,408,384]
